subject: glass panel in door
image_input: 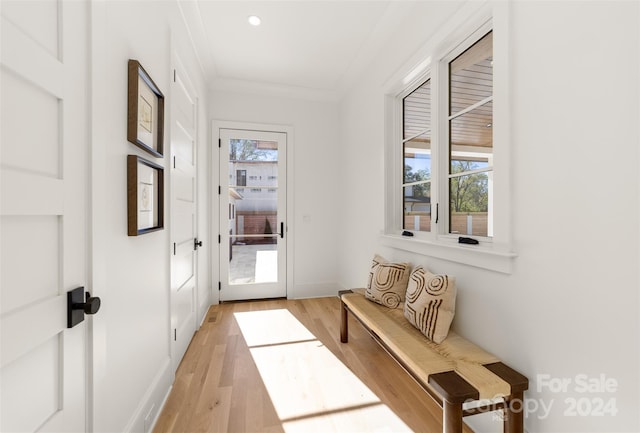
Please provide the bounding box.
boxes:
[220,129,287,301]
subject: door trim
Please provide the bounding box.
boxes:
[211,120,295,302]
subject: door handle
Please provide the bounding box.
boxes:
[67,287,101,328]
[194,238,203,250]
[280,222,284,239]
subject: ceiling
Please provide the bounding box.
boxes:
[179,1,462,100]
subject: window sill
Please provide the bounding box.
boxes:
[379,234,516,274]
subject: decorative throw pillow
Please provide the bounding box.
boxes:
[404,266,457,343]
[365,254,411,308]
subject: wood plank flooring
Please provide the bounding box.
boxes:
[153,296,473,433]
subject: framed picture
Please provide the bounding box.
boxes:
[127,155,164,236]
[127,59,164,157]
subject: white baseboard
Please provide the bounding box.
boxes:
[122,357,172,433]
[288,281,340,299]
[198,299,210,327]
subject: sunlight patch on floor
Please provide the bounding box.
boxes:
[234,309,412,433]
[234,309,315,347]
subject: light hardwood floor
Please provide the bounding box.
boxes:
[153,296,473,433]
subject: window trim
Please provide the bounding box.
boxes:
[383,2,515,273]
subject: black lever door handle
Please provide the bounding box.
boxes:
[194,238,203,250]
[280,222,284,239]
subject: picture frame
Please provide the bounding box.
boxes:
[127,59,164,157]
[127,155,164,236]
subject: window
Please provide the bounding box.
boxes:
[398,30,493,239]
[385,12,513,272]
[403,79,432,232]
[448,31,493,238]
[236,170,247,187]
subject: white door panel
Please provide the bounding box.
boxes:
[175,101,195,137]
[1,71,61,174]
[1,216,60,313]
[1,1,89,432]
[175,175,194,202]
[1,173,64,215]
[2,337,62,432]
[170,54,198,372]
[1,0,60,57]
[174,119,195,160]
[174,241,195,288]
[173,210,194,244]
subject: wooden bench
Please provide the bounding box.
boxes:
[339,289,528,433]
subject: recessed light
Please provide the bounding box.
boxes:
[248,15,261,26]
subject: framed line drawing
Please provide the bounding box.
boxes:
[127,59,164,157]
[127,155,164,236]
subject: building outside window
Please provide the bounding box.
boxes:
[228,139,279,243]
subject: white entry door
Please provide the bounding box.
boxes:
[219,129,287,301]
[1,1,90,432]
[170,54,198,371]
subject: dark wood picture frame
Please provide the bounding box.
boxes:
[127,155,164,236]
[127,59,164,157]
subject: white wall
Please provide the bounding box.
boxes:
[338,1,639,432]
[90,1,210,431]
[210,90,340,299]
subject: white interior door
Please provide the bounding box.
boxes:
[1,1,89,432]
[170,54,198,371]
[219,129,287,301]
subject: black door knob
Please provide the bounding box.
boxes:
[67,287,101,328]
[194,238,203,250]
[80,293,101,315]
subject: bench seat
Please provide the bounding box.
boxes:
[339,289,528,433]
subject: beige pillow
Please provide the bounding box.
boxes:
[365,254,411,308]
[403,266,456,343]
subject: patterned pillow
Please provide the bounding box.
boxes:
[365,254,411,308]
[403,266,457,343]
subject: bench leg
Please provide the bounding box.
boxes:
[443,400,463,433]
[503,391,524,433]
[340,300,348,343]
